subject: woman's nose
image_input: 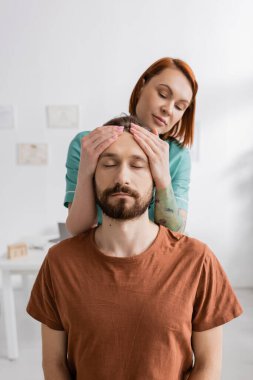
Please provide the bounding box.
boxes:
[162,101,173,116]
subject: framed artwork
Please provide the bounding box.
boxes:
[17,143,48,165]
[47,105,79,128]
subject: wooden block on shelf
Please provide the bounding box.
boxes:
[7,243,28,260]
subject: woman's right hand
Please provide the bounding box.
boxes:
[78,125,124,179]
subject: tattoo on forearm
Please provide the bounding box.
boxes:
[165,208,174,213]
[154,185,185,232]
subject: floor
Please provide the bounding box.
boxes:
[0,288,252,379]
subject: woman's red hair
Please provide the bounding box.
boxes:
[129,57,198,147]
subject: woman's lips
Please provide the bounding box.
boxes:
[152,114,167,126]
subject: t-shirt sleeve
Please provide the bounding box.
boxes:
[26,254,64,330]
[171,148,191,211]
[64,132,90,208]
[192,245,243,332]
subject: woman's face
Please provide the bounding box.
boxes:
[135,68,193,134]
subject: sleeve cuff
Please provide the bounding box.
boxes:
[26,304,65,331]
[192,305,243,332]
[64,191,75,208]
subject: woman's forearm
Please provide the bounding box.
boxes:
[154,184,185,232]
[66,174,98,235]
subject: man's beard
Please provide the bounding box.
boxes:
[94,181,154,220]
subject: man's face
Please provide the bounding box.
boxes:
[94,131,154,220]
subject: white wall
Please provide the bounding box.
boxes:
[0,0,252,286]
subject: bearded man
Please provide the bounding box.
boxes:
[27,115,242,380]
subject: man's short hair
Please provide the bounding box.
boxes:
[103,114,152,133]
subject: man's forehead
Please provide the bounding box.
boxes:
[99,152,148,163]
[99,132,148,162]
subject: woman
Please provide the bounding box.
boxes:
[64,57,198,234]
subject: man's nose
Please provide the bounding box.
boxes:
[114,164,131,185]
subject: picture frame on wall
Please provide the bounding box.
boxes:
[47,105,79,129]
[17,143,48,165]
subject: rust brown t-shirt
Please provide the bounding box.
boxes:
[27,225,242,380]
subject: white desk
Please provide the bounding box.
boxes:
[0,247,48,360]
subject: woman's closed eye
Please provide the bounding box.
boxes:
[158,88,187,111]
[159,92,167,99]
[175,104,186,111]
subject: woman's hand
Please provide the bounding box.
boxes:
[130,123,171,189]
[78,125,124,179]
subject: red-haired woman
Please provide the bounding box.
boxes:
[64,57,198,235]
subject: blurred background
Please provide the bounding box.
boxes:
[0,0,252,379]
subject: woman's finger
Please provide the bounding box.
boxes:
[84,126,122,145]
[130,124,164,151]
[82,127,123,150]
[131,129,162,155]
[132,123,158,136]
[94,134,120,155]
[86,130,120,148]
[131,133,156,158]
[92,125,123,138]
[130,123,160,141]
[151,127,159,136]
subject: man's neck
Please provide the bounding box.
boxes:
[94,212,159,258]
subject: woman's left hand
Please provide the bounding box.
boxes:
[130,123,171,189]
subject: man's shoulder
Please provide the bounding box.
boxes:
[161,226,210,260]
[47,228,94,263]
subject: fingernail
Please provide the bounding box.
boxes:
[116,126,124,130]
